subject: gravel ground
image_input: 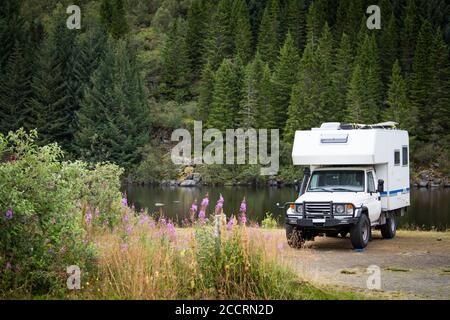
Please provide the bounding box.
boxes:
[271,229,450,299]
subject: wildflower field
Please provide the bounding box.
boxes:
[0,130,359,299]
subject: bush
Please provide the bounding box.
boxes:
[0,130,123,296]
[261,213,278,229]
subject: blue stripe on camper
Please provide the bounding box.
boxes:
[380,188,410,197]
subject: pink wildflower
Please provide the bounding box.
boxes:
[5,208,13,219]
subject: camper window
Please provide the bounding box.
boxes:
[394,150,400,166]
[367,171,376,193]
[402,146,408,166]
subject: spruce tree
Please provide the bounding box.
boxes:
[284,0,306,50]
[315,23,336,123]
[233,0,253,64]
[428,29,450,142]
[197,62,215,122]
[161,18,191,102]
[0,44,32,134]
[384,60,416,132]
[100,0,129,39]
[401,0,419,74]
[75,39,149,168]
[239,53,272,129]
[410,20,434,134]
[345,64,365,123]
[333,33,353,121]
[284,41,318,142]
[354,33,383,123]
[256,0,280,66]
[28,6,77,149]
[379,12,399,86]
[204,0,235,69]
[0,0,26,74]
[207,58,244,131]
[186,0,208,78]
[269,33,300,133]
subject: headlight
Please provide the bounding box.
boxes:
[334,204,353,214]
[346,204,354,214]
[335,204,345,214]
[296,204,304,214]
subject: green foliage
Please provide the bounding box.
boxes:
[135,144,179,184]
[100,0,129,39]
[261,212,277,229]
[239,53,272,129]
[28,5,77,150]
[207,58,244,131]
[75,39,150,169]
[161,18,191,102]
[0,130,123,295]
[186,0,208,77]
[384,60,416,132]
[270,33,300,133]
[233,0,253,64]
[333,33,353,120]
[0,44,32,134]
[346,34,383,123]
[204,0,235,69]
[256,0,280,66]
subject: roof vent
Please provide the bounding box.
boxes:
[320,122,341,130]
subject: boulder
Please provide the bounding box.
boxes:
[180,179,198,187]
[191,173,202,182]
[418,180,429,188]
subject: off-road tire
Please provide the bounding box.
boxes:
[350,214,371,249]
[380,214,396,239]
[286,225,305,249]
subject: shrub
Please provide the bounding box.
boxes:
[0,130,123,296]
[261,212,278,229]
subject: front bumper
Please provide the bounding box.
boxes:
[285,216,358,228]
[284,202,362,229]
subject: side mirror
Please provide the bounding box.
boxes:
[377,179,384,193]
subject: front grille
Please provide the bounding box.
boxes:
[305,202,331,215]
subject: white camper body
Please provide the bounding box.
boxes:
[292,124,410,211]
[283,122,410,250]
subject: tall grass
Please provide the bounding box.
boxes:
[75,206,359,300]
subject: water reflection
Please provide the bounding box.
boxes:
[125,185,450,231]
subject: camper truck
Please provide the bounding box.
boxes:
[281,122,410,249]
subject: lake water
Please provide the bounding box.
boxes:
[124,185,450,231]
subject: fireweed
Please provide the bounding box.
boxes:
[78,195,358,300]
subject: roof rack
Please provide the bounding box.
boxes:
[339,121,398,130]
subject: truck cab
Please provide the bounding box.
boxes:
[284,122,409,249]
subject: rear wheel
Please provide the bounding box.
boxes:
[286,225,305,249]
[350,214,371,249]
[380,214,396,239]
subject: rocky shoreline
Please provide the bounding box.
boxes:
[156,166,449,189]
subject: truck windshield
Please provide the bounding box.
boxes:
[307,170,364,192]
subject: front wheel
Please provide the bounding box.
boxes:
[286,225,305,249]
[380,214,396,239]
[350,214,371,249]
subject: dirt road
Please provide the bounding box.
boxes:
[267,229,450,299]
